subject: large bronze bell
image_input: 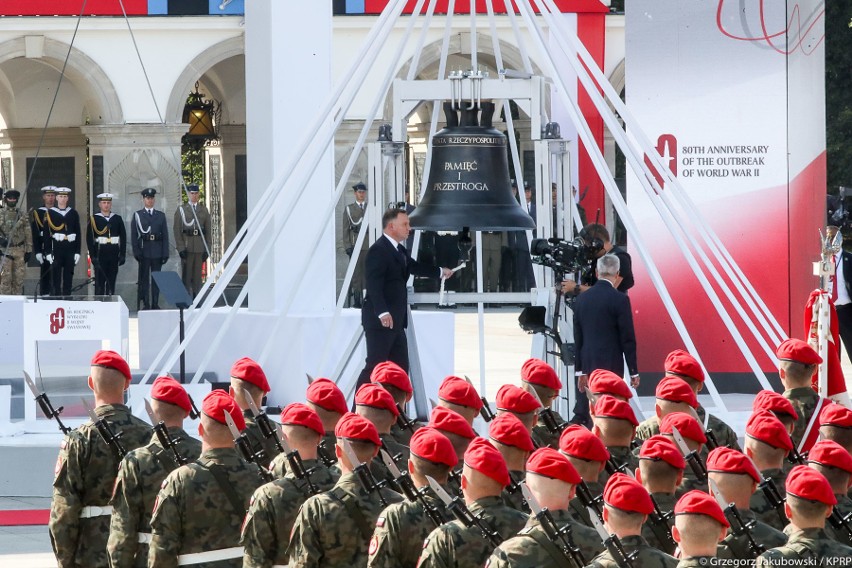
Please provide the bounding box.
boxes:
[408,101,535,231]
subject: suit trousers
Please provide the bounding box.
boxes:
[93,248,120,296]
[355,326,409,393]
[51,243,75,296]
[836,304,852,364]
[138,257,163,308]
[38,259,52,296]
[182,252,204,297]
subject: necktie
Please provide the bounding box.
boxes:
[397,244,406,262]
[148,209,153,217]
[832,255,839,303]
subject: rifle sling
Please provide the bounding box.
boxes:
[203,462,246,519]
[330,487,372,540]
[528,527,576,566]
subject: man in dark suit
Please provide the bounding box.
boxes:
[830,225,852,363]
[571,253,639,427]
[131,187,169,310]
[355,208,452,391]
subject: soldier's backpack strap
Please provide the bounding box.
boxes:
[525,527,573,565]
[202,462,246,518]
[329,487,372,540]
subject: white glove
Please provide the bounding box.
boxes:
[46,254,54,264]
[73,254,80,265]
[35,253,43,264]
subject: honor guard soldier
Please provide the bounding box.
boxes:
[635,377,699,444]
[745,410,793,531]
[367,427,457,568]
[228,357,280,469]
[488,412,535,513]
[342,182,368,307]
[173,185,210,298]
[637,436,686,554]
[354,383,409,484]
[0,189,32,295]
[706,447,787,560]
[486,448,605,568]
[807,439,852,545]
[436,375,484,426]
[521,359,565,449]
[371,361,421,447]
[818,401,852,454]
[241,403,339,568]
[43,187,81,296]
[753,390,798,435]
[266,403,341,483]
[428,406,477,495]
[288,412,404,567]
[417,438,529,568]
[131,187,168,310]
[559,424,609,528]
[660,412,708,497]
[592,396,639,486]
[756,466,852,565]
[671,491,729,568]
[86,193,126,296]
[495,384,542,434]
[584,473,678,568]
[586,369,634,406]
[148,390,263,567]
[31,185,56,295]
[299,377,348,474]
[776,338,823,449]
[107,377,201,567]
[49,350,151,568]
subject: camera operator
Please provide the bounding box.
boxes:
[560,223,633,295]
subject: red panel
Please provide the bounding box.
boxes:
[576,12,606,224]
[0,509,49,526]
[365,0,608,14]
[0,0,147,16]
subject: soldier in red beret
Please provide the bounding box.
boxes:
[745,410,793,532]
[289,413,403,567]
[520,358,565,450]
[428,406,477,496]
[706,447,786,560]
[635,376,698,444]
[495,384,541,433]
[49,350,151,568]
[368,427,457,568]
[776,338,824,451]
[107,376,202,567]
[355,383,408,489]
[306,377,348,466]
[149,390,263,566]
[753,390,798,435]
[636,435,685,554]
[371,361,420,446]
[592,395,639,487]
[819,402,852,455]
[559,424,610,528]
[488,412,535,513]
[807,439,852,545]
[755,466,852,564]
[436,375,483,426]
[227,357,278,469]
[659,412,708,498]
[672,491,729,567]
[417,438,528,568]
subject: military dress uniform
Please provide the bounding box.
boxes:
[107,427,201,568]
[366,488,449,568]
[49,403,150,568]
[131,188,169,310]
[43,194,81,296]
[86,197,126,296]
[0,191,32,295]
[341,187,368,307]
[31,187,55,295]
[173,193,210,297]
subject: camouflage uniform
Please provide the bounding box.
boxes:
[675,467,708,499]
[749,468,788,532]
[716,508,787,560]
[635,416,661,443]
[755,526,852,565]
[584,534,678,568]
[367,488,449,568]
[268,452,338,481]
[243,410,281,469]
[641,492,677,555]
[826,493,852,546]
[148,447,263,568]
[0,203,32,295]
[598,446,639,486]
[287,471,403,567]
[107,429,201,568]
[486,508,605,567]
[696,405,741,451]
[241,462,339,568]
[388,420,421,448]
[49,404,150,568]
[569,481,604,528]
[502,471,528,513]
[318,431,339,467]
[416,495,528,568]
[531,409,566,449]
[783,387,821,450]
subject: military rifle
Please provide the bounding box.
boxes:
[305,373,314,384]
[317,437,338,467]
[709,479,765,558]
[82,398,127,467]
[576,480,604,523]
[828,508,852,538]
[463,375,494,422]
[380,450,448,527]
[604,458,629,477]
[246,397,285,455]
[520,483,586,568]
[186,393,200,420]
[427,475,503,548]
[746,454,788,528]
[539,408,569,435]
[704,429,720,451]
[224,410,273,483]
[671,426,708,482]
[396,403,417,433]
[279,431,320,495]
[788,445,807,466]
[24,370,70,434]
[342,438,390,506]
[588,506,636,568]
[647,494,677,552]
[144,398,189,466]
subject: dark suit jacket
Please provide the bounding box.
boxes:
[362,235,437,330]
[573,279,638,376]
[840,250,852,299]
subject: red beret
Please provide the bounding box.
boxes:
[603,472,654,514]
[150,376,192,413]
[675,490,729,528]
[202,390,245,431]
[280,402,324,436]
[664,349,705,383]
[335,411,381,446]
[786,465,837,506]
[819,402,852,428]
[558,424,610,463]
[306,378,348,415]
[438,376,483,411]
[370,361,412,394]
[588,369,633,400]
[526,447,581,485]
[410,427,458,468]
[808,440,852,475]
[429,406,477,439]
[706,447,761,483]
[91,350,131,383]
[753,390,798,421]
[655,377,698,409]
[488,412,535,452]
[464,437,510,487]
[593,395,639,426]
[776,338,822,365]
[520,359,562,390]
[495,384,541,415]
[660,412,707,445]
[230,357,270,393]
[355,383,399,417]
[639,435,686,470]
[746,410,793,451]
